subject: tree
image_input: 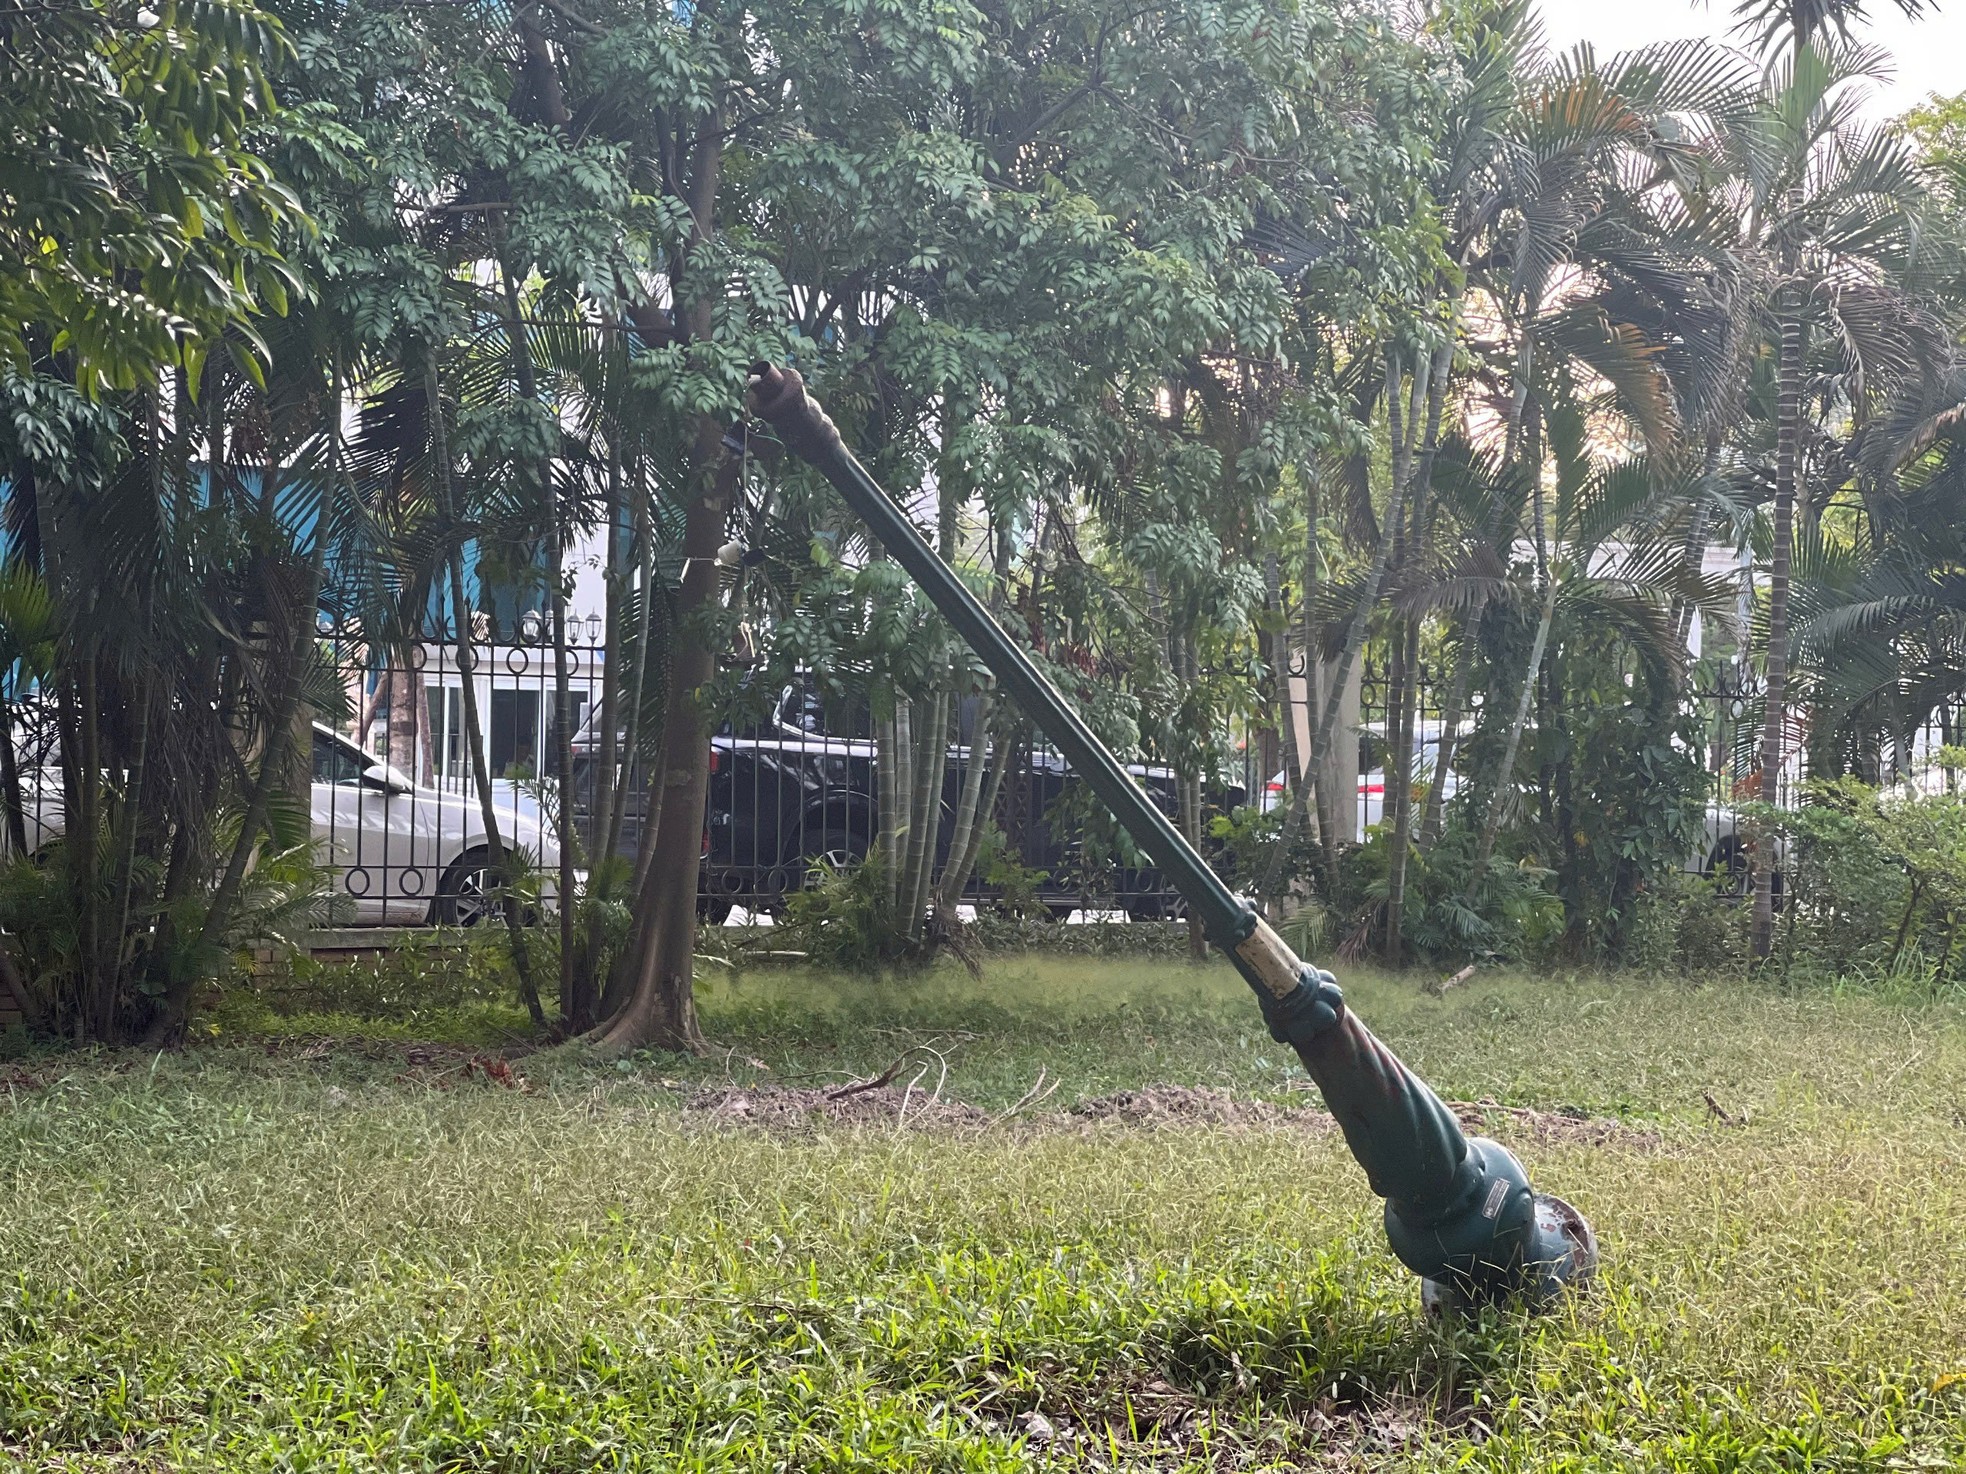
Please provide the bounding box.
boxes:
[0,0,301,393]
[0,0,327,1043]
[1695,14,1936,954]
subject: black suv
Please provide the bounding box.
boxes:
[575,680,1241,920]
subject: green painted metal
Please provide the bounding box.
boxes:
[749,364,1597,1310]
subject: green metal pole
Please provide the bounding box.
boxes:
[750,365,1595,1310]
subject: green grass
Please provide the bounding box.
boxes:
[6,954,1966,1469]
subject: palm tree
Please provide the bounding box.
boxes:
[1690,18,1933,953]
[1393,22,1748,894]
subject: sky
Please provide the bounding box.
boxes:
[1533,0,1965,120]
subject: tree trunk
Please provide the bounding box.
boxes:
[425,361,547,1027]
[496,269,587,1029]
[1256,346,1433,907]
[0,700,27,859]
[1176,630,1207,961]
[876,703,900,894]
[160,363,345,1041]
[889,696,914,904]
[1384,614,1421,964]
[596,522,669,1025]
[588,77,729,1051]
[589,422,734,1054]
[1466,372,1553,896]
[903,685,950,941]
[580,445,626,999]
[1464,344,1552,897]
[933,694,996,922]
[1418,631,1471,851]
[1382,344,1448,963]
[1467,579,1555,891]
[1300,498,1332,858]
[1261,552,1304,919]
[605,484,659,867]
[1753,305,1803,958]
[1668,430,1722,688]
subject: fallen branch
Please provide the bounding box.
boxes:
[1702,1090,1747,1127]
[827,1042,945,1102]
[0,945,39,1027]
[992,1067,1060,1122]
[1425,963,1477,998]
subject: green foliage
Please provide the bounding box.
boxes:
[0,837,341,1037]
[0,0,303,391]
[243,929,523,1022]
[1537,673,1712,961]
[972,825,1052,920]
[1748,775,1966,990]
[774,855,910,972]
[1344,823,1564,967]
[1622,869,1755,979]
[5,0,1964,1050]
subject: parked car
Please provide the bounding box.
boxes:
[1691,803,1786,901]
[307,725,561,924]
[575,679,1242,920]
[1260,721,1461,838]
[9,720,558,926]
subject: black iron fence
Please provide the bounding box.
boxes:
[312,628,1211,923]
[306,624,585,925]
[7,622,1954,930]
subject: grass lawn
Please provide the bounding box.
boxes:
[5,955,1966,1469]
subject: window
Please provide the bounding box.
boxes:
[427,684,463,780]
[313,731,370,785]
[490,688,540,778]
[779,682,872,739]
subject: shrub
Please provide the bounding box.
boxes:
[245,929,520,1020]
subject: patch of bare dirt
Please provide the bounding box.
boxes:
[684,1083,992,1131]
[0,1063,54,1093]
[969,1372,1461,1470]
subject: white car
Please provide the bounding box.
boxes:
[13,723,557,926]
[1689,803,1786,900]
[1261,722,1460,840]
[307,725,560,924]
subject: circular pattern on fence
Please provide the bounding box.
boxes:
[344,866,372,897]
[399,867,424,895]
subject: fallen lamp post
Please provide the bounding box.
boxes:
[749,363,1597,1312]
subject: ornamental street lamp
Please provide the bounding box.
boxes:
[750,364,1596,1312]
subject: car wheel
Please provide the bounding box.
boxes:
[813,828,865,872]
[434,848,498,927]
[1706,840,1750,900]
